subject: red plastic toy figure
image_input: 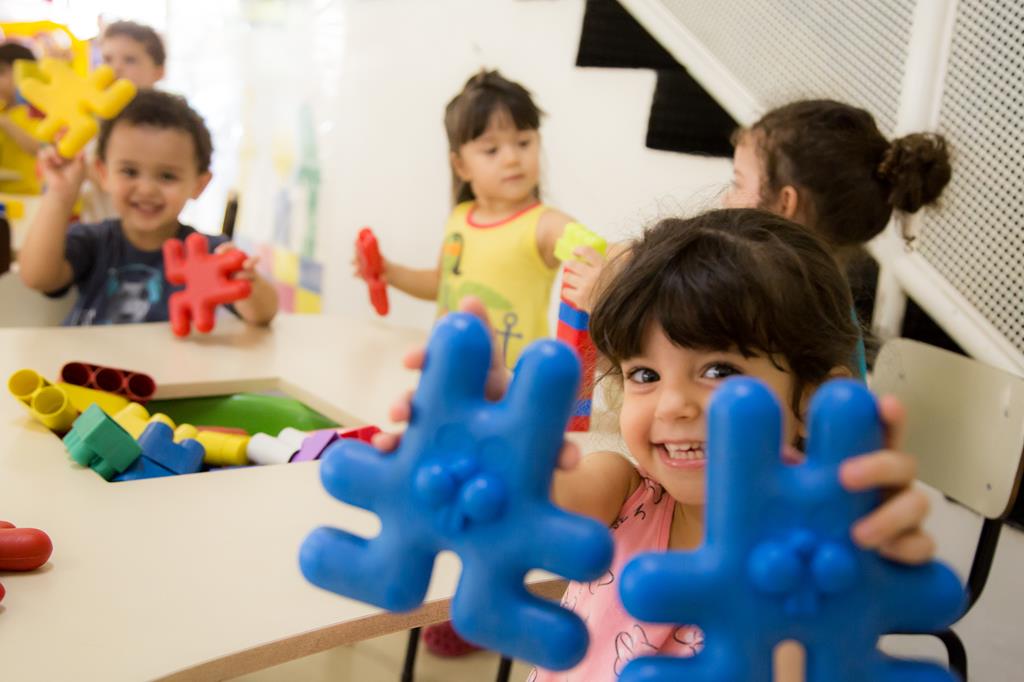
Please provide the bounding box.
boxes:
[163,233,252,336]
[0,521,53,604]
[355,227,389,316]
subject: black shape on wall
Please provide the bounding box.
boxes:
[576,0,678,69]
[646,68,737,157]
[576,0,737,157]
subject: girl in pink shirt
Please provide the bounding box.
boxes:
[380,208,935,681]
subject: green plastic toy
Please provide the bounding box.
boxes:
[63,404,142,480]
[145,393,338,435]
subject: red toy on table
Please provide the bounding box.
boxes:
[0,521,53,604]
[163,232,252,336]
[355,227,389,316]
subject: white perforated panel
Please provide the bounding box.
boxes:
[654,0,917,134]
[917,0,1024,356]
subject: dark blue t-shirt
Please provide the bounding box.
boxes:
[50,220,229,326]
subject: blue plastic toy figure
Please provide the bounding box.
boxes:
[114,421,205,482]
[300,313,615,671]
[618,378,966,681]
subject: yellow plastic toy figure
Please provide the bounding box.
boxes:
[553,222,607,263]
[14,58,136,158]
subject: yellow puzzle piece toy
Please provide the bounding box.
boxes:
[14,58,136,158]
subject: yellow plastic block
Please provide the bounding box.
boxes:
[30,385,79,433]
[55,382,130,416]
[195,431,250,467]
[295,288,322,314]
[272,247,300,286]
[149,413,175,429]
[113,403,175,440]
[14,58,137,158]
[113,403,150,439]
[174,424,199,442]
[3,198,25,218]
[8,368,50,406]
[553,222,608,263]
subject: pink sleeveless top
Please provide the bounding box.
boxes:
[530,477,704,681]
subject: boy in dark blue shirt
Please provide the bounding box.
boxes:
[18,89,277,326]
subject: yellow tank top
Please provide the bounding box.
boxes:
[437,201,558,370]
[0,105,43,195]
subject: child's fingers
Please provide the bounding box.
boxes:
[850,486,930,549]
[879,394,907,451]
[388,389,415,423]
[455,295,509,400]
[561,288,585,310]
[37,145,61,166]
[875,530,936,565]
[838,449,917,491]
[370,430,402,453]
[456,295,489,321]
[563,261,598,280]
[232,257,259,281]
[214,241,235,254]
[572,246,605,267]
[558,441,582,470]
[402,346,426,371]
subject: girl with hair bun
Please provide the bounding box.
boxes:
[724,99,952,250]
[565,99,953,372]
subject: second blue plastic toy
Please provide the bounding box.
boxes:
[618,378,966,681]
[300,312,614,671]
[114,422,205,482]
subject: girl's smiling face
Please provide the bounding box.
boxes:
[618,321,803,506]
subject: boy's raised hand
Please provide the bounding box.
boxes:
[36,146,86,202]
[371,295,582,470]
[840,395,935,565]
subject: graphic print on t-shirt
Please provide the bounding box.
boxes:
[438,233,524,367]
[99,263,163,323]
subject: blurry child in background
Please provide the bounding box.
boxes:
[373,70,576,371]
[0,41,42,194]
[98,20,165,89]
[565,99,952,371]
[80,20,168,222]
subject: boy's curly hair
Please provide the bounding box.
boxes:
[98,90,212,173]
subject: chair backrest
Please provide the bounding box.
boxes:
[870,339,1024,520]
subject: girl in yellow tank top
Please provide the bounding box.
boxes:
[378,70,574,371]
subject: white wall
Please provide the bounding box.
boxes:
[286,0,730,330]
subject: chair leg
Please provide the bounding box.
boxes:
[495,655,513,682]
[401,627,421,682]
[938,629,967,681]
[965,518,1002,610]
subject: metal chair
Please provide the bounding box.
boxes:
[870,338,1024,681]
